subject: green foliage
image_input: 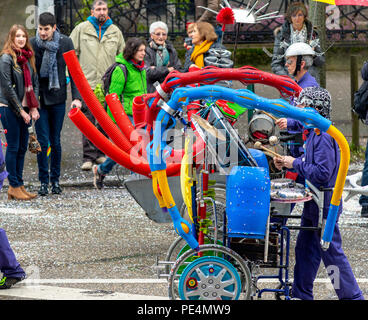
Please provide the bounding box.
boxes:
[350,143,366,163]
[76,0,127,24]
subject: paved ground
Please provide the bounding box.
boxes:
[1,70,368,302]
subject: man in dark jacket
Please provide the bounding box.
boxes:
[145,21,181,93]
[30,12,82,196]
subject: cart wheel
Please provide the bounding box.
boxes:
[164,236,223,275]
[164,236,186,275]
[168,244,252,300]
[178,256,242,300]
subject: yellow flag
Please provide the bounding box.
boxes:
[312,0,336,4]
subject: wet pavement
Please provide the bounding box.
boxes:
[1,71,368,300]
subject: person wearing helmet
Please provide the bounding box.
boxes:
[284,42,319,89]
[275,42,319,179]
[273,87,364,300]
[271,1,325,84]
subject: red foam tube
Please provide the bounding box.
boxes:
[68,107,151,177]
[105,93,136,144]
[63,50,132,153]
[132,96,147,129]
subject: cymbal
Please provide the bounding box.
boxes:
[191,114,226,141]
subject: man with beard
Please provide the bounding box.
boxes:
[70,0,125,171]
[30,12,82,196]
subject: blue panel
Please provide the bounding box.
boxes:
[226,166,270,238]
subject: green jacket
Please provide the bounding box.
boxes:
[107,53,147,119]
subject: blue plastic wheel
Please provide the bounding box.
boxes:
[178,256,242,300]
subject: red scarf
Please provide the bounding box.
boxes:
[129,59,145,71]
[16,49,38,109]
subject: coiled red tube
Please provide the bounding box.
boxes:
[68,107,151,177]
[63,50,132,153]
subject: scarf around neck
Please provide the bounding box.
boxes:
[290,23,308,44]
[129,59,145,71]
[150,41,169,67]
[190,40,213,68]
[35,29,60,90]
[16,48,38,109]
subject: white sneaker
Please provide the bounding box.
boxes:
[95,157,106,164]
[81,161,93,171]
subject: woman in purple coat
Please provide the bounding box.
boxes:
[274,87,364,300]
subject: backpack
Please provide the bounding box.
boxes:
[102,62,128,95]
[353,80,368,124]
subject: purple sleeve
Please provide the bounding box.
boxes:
[292,133,337,185]
[287,119,304,132]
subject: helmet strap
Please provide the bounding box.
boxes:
[293,55,303,77]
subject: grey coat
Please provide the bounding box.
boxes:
[271,20,325,82]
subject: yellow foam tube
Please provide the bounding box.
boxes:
[326,125,350,206]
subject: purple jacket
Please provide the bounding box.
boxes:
[286,71,319,158]
[297,71,319,89]
[293,130,341,221]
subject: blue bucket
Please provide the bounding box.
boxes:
[226,166,270,239]
[248,148,269,170]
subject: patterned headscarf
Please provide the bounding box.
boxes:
[295,86,331,119]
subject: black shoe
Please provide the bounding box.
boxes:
[38,183,49,196]
[51,182,62,194]
[0,275,25,289]
[93,165,105,189]
[361,205,368,218]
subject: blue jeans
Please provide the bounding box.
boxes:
[0,107,29,188]
[35,103,66,184]
[98,115,133,175]
[360,139,368,206]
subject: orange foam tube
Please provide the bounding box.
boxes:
[69,107,151,177]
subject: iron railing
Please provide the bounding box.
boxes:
[53,0,368,44]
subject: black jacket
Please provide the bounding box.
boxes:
[30,33,81,106]
[0,53,39,117]
[144,40,182,93]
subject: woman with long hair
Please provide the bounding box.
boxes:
[0,24,40,200]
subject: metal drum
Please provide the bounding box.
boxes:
[271,178,312,203]
[226,166,271,239]
[248,113,275,143]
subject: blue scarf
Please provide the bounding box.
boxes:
[35,30,60,90]
[87,16,113,40]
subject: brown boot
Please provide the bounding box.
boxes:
[7,186,31,200]
[20,185,37,199]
